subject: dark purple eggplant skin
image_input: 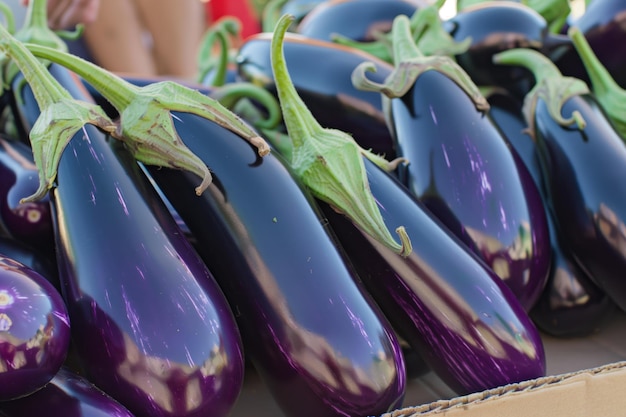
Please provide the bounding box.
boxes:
[553,0,626,88]
[0,236,58,288]
[0,254,71,401]
[389,70,551,311]
[0,367,134,417]
[280,0,327,23]
[317,155,546,395]
[532,93,626,313]
[296,0,423,42]
[144,112,406,417]
[12,65,245,417]
[486,91,615,337]
[0,136,54,256]
[236,32,397,157]
[446,2,570,97]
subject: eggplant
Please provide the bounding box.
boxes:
[0,235,57,288]
[296,0,423,42]
[256,12,545,396]
[0,367,134,416]
[553,0,626,88]
[494,47,626,313]
[486,90,615,336]
[0,135,54,255]
[11,64,246,417]
[317,156,546,395]
[445,1,571,97]
[353,16,551,311]
[143,113,406,417]
[236,32,397,158]
[0,253,70,401]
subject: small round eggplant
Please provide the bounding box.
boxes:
[486,91,615,337]
[0,254,70,401]
[446,1,570,96]
[0,136,54,255]
[296,0,424,42]
[236,32,397,158]
[0,367,134,416]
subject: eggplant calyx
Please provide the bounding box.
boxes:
[0,25,117,203]
[352,15,488,114]
[196,17,241,86]
[568,26,626,140]
[270,13,413,257]
[25,43,270,196]
[493,48,589,135]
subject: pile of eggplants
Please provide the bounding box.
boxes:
[0,0,625,416]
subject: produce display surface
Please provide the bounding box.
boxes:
[0,0,625,416]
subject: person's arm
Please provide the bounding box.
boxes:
[20,0,100,30]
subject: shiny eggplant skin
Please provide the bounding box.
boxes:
[390,70,551,311]
[446,2,569,97]
[0,136,54,255]
[318,156,546,395]
[296,0,423,42]
[12,65,245,417]
[487,91,615,336]
[0,236,58,288]
[236,32,397,157]
[533,93,626,313]
[145,112,406,417]
[280,0,328,23]
[553,0,626,88]
[0,367,134,417]
[0,254,71,401]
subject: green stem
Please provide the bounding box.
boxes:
[196,17,241,86]
[493,47,589,132]
[0,25,68,106]
[0,3,16,35]
[22,0,47,29]
[25,43,136,109]
[212,82,282,130]
[270,13,412,257]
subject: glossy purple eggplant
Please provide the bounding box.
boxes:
[236,32,397,157]
[296,0,423,42]
[445,1,570,97]
[0,235,57,288]
[316,154,546,395]
[0,254,70,401]
[0,136,54,255]
[495,47,626,313]
[486,90,615,336]
[553,0,626,88]
[144,111,406,417]
[0,367,134,416]
[12,65,245,417]
[353,25,551,311]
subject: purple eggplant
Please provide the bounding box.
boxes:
[0,136,54,255]
[445,1,571,97]
[296,0,424,42]
[236,32,397,157]
[143,112,406,417]
[317,156,546,394]
[0,254,70,401]
[0,235,57,288]
[486,90,615,336]
[553,0,626,88]
[0,367,134,416]
[11,64,246,417]
[353,16,551,311]
[494,47,626,313]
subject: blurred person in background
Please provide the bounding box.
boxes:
[20,0,206,80]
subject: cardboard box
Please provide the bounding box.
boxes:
[230,310,626,416]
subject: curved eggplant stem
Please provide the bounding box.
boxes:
[493,47,589,136]
[196,17,241,86]
[568,26,626,140]
[212,81,282,130]
[270,13,412,257]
